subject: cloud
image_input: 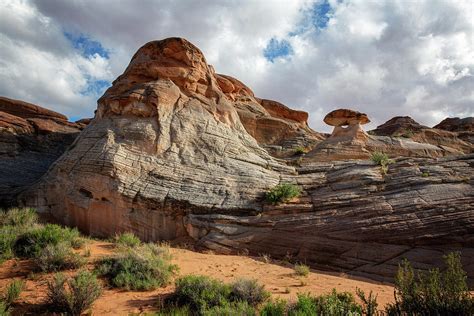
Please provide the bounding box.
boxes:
[0,0,472,131]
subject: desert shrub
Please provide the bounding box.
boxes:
[46,270,101,316]
[0,279,25,316]
[294,147,307,155]
[203,301,256,316]
[114,232,141,248]
[370,151,394,175]
[286,290,362,316]
[0,208,38,227]
[230,278,269,306]
[174,275,231,312]
[35,242,86,272]
[0,226,17,262]
[260,299,287,316]
[266,183,301,204]
[386,252,474,315]
[0,208,39,262]
[356,288,378,316]
[155,305,191,316]
[96,243,177,290]
[294,263,310,277]
[422,171,430,177]
[13,224,81,258]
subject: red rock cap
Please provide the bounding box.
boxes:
[324,109,370,126]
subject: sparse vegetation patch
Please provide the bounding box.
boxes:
[46,270,101,316]
[96,243,177,290]
[265,183,301,204]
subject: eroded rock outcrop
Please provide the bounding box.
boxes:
[306,110,453,161]
[19,38,474,284]
[21,38,292,238]
[0,96,85,206]
[371,116,473,154]
[188,154,474,283]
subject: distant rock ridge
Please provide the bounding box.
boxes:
[7,37,473,284]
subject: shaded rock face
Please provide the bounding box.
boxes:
[0,96,85,207]
[434,117,474,132]
[18,38,474,284]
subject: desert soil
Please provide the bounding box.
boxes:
[0,240,395,315]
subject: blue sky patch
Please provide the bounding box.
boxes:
[80,79,110,97]
[64,32,110,58]
[312,0,332,29]
[263,38,294,62]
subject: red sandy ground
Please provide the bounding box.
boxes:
[0,241,395,315]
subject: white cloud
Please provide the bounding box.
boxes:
[0,0,472,130]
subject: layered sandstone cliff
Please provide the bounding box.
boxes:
[17,37,474,283]
[0,96,85,206]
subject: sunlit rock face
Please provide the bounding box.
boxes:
[20,37,292,239]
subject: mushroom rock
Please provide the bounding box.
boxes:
[324,109,370,141]
[305,109,463,162]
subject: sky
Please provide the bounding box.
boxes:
[0,0,473,132]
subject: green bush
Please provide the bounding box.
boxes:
[96,243,177,290]
[260,299,287,316]
[0,208,39,262]
[203,301,256,316]
[46,270,101,316]
[13,224,82,258]
[114,232,141,248]
[230,278,269,306]
[294,263,310,277]
[0,226,17,262]
[356,288,378,316]
[0,208,38,227]
[294,147,307,155]
[155,305,191,316]
[35,242,86,272]
[174,275,231,312]
[266,183,301,204]
[370,151,394,175]
[0,279,25,316]
[385,252,474,315]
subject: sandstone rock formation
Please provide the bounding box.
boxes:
[214,73,324,156]
[434,117,474,132]
[21,38,292,238]
[306,111,474,162]
[0,96,86,207]
[187,154,474,283]
[371,116,473,154]
[18,38,474,284]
